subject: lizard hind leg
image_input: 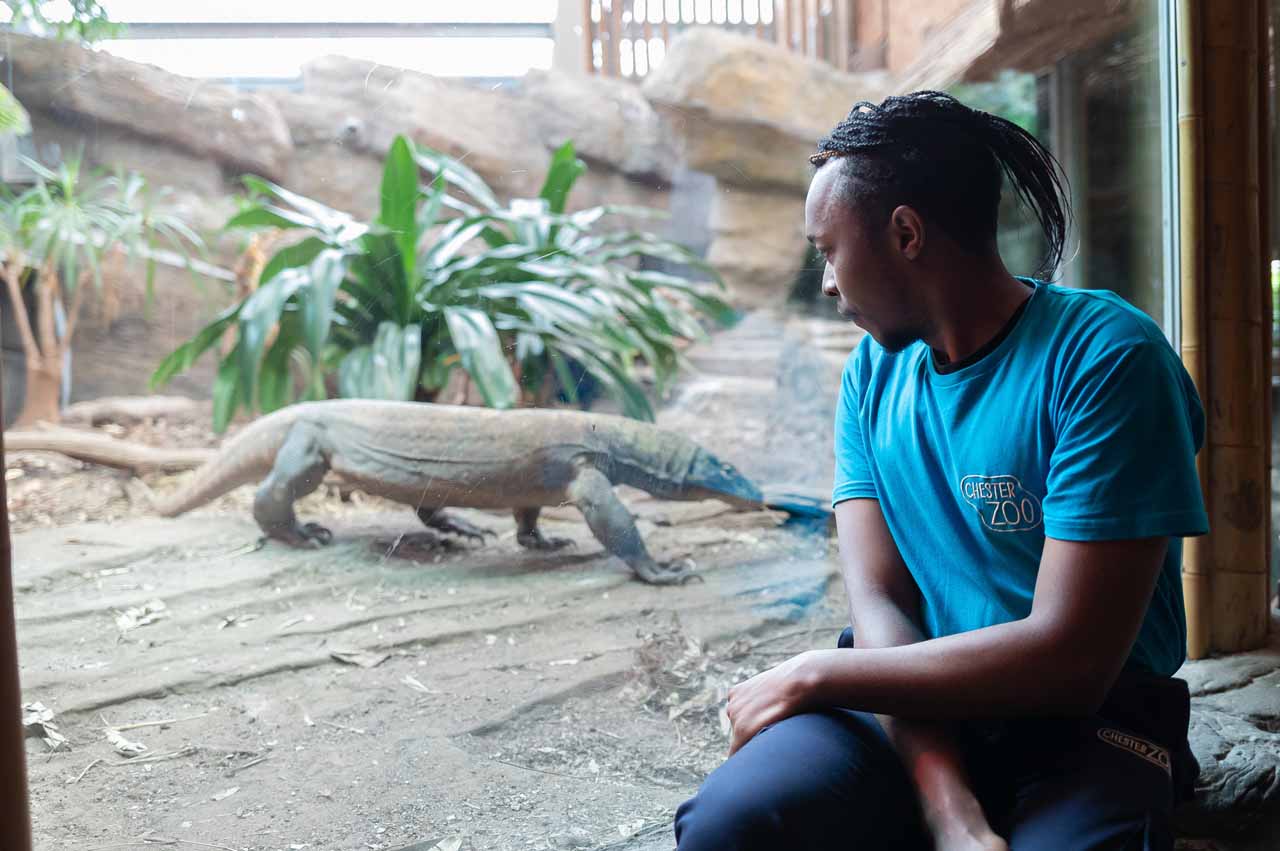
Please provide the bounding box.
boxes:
[416,507,494,543]
[514,507,574,551]
[253,422,333,548]
[566,467,697,585]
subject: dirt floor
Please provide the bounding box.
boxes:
[13,311,860,851]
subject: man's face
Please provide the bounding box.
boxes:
[804,163,924,352]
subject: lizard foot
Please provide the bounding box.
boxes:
[272,523,333,549]
[633,557,702,586]
[517,530,575,551]
[426,514,495,544]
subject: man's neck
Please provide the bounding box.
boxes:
[922,261,1033,366]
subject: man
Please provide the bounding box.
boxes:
[674,92,1206,849]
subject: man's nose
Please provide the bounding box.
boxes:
[821,264,838,297]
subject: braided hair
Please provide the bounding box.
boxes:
[811,91,1070,277]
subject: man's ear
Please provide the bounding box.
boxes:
[889,205,925,260]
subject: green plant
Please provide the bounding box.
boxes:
[0,82,29,136]
[152,136,732,433]
[2,0,122,43]
[1,155,206,425]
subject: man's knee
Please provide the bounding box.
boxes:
[674,711,923,850]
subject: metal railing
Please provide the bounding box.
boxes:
[582,0,863,79]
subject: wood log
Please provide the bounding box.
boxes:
[4,428,213,475]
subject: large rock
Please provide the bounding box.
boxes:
[26,109,238,248]
[643,29,886,193]
[4,33,292,180]
[1175,629,1280,843]
[277,58,677,222]
[705,186,808,308]
[282,144,386,221]
[522,69,676,185]
[291,56,546,199]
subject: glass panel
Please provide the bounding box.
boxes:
[3,1,1184,848]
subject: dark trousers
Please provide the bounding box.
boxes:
[674,628,1197,850]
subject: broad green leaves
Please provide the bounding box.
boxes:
[153,135,735,430]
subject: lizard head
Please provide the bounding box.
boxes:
[683,450,763,510]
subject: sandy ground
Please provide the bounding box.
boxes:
[12,311,862,851]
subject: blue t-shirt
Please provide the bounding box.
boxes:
[832,282,1208,676]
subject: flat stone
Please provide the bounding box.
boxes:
[1179,644,1280,697]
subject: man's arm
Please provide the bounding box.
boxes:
[805,532,1168,717]
[834,499,1004,847]
[726,533,1169,744]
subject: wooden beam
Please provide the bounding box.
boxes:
[0,366,33,849]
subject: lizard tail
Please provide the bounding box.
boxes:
[152,407,304,517]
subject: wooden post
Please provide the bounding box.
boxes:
[609,0,623,76]
[800,0,811,56]
[642,11,653,75]
[834,0,851,70]
[1200,0,1270,653]
[1259,0,1274,621]
[582,0,596,73]
[0,351,33,849]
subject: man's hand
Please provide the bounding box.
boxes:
[725,651,820,755]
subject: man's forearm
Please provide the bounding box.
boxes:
[808,615,1104,719]
[850,598,990,832]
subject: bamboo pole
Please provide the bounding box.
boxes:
[1203,0,1270,652]
[0,351,33,849]
[1178,0,1211,658]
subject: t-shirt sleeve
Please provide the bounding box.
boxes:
[832,354,878,506]
[1042,339,1208,541]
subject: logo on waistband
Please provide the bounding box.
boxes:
[1097,728,1171,774]
[959,474,1043,533]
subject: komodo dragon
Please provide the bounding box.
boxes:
[154,400,763,585]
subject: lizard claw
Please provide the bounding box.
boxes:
[517,531,575,551]
[270,522,334,549]
[633,557,701,586]
[421,512,493,544]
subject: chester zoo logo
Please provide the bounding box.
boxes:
[960,474,1044,533]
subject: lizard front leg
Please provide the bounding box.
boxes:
[253,422,332,548]
[567,467,695,585]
